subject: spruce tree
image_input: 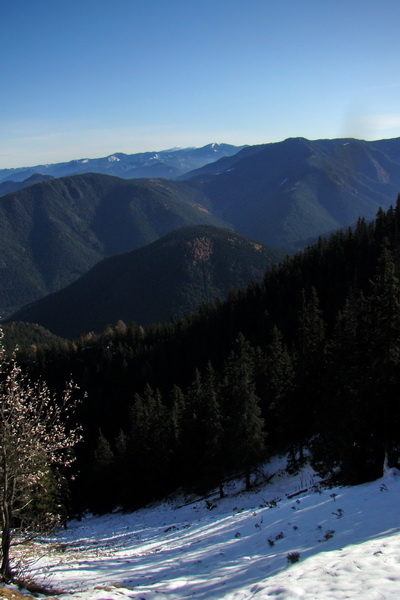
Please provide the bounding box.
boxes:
[367,242,400,466]
[261,326,295,454]
[221,334,265,490]
[291,288,326,462]
[311,291,370,481]
[86,430,116,513]
[197,362,225,495]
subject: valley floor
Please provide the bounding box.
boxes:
[6,457,400,599]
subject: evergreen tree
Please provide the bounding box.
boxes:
[86,430,116,513]
[366,242,400,465]
[311,291,372,482]
[260,326,295,453]
[290,287,326,462]
[125,385,173,506]
[179,370,204,488]
[312,241,400,484]
[221,334,265,490]
[197,362,225,495]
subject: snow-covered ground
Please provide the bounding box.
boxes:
[12,457,400,599]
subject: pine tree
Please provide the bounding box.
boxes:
[197,362,225,495]
[179,370,204,488]
[311,291,370,481]
[290,287,326,462]
[125,385,173,506]
[312,241,400,484]
[221,334,265,490]
[367,242,400,465]
[261,326,295,453]
[86,430,116,513]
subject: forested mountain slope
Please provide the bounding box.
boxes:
[0,173,228,315]
[13,198,400,512]
[5,226,283,338]
[183,137,400,248]
[3,137,400,317]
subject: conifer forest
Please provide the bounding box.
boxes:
[9,197,400,515]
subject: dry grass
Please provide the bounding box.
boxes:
[0,580,63,599]
[0,587,30,600]
[0,585,58,600]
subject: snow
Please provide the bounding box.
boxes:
[107,156,120,162]
[15,457,400,599]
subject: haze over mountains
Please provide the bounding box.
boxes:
[0,143,245,185]
[2,136,400,336]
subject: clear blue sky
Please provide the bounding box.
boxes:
[1,0,400,168]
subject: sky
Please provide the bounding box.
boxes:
[1,0,400,168]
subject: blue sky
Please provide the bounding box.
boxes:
[1,0,400,168]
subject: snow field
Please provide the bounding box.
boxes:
[17,458,400,599]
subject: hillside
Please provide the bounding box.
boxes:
[0,174,229,315]
[4,195,400,600]
[5,225,283,338]
[10,458,400,600]
[16,198,400,516]
[0,143,245,183]
[183,137,400,248]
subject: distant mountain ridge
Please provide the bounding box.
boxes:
[5,225,283,338]
[0,143,246,184]
[0,173,54,196]
[182,136,400,248]
[0,173,229,315]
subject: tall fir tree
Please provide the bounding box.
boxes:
[366,241,400,466]
[221,334,265,490]
[290,287,326,462]
[260,326,295,455]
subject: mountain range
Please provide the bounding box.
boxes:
[2,136,400,335]
[182,136,400,248]
[6,225,283,338]
[0,143,245,185]
[0,173,227,315]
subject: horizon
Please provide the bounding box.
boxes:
[2,0,400,169]
[2,134,400,172]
